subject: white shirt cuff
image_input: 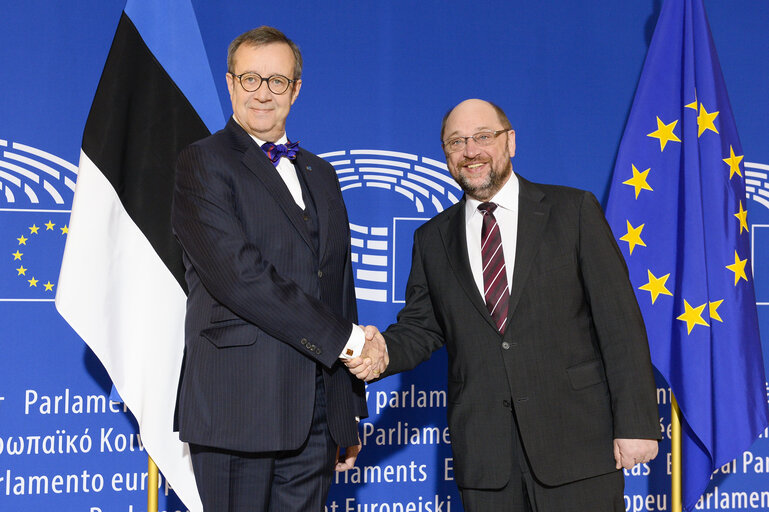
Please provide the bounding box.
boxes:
[339,324,365,359]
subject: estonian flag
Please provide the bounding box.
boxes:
[55,1,224,510]
[605,0,768,508]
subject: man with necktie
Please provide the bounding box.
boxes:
[172,26,385,511]
[348,99,660,511]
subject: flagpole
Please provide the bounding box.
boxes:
[671,393,682,512]
[148,456,159,512]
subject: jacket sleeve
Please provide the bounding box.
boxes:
[381,229,446,376]
[578,192,661,440]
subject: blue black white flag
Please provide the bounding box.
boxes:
[55,2,224,510]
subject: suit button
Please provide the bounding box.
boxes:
[502,400,511,408]
[317,270,323,278]
[301,338,308,346]
[316,347,322,354]
[303,214,309,221]
[309,344,316,351]
[501,341,510,350]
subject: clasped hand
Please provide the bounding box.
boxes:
[344,325,388,381]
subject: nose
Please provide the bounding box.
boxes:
[463,137,481,158]
[253,83,272,102]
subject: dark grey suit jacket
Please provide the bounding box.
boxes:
[382,174,660,489]
[172,118,366,452]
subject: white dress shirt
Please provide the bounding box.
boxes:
[464,173,519,298]
[243,122,364,359]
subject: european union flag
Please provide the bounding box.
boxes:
[0,211,69,300]
[605,0,769,508]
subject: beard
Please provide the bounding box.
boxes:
[455,155,513,201]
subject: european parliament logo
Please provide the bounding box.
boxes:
[322,149,460,304]
[1,139,75,301]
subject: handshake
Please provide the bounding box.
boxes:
[344,325,388,382]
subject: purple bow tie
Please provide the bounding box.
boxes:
[261,140,299,165]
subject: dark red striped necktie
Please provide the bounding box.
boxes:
[478,202,510,333]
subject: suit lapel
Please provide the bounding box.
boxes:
[439,199,499,332]
[227,120,315,254]
[507,176,549,324]
[295,149,328,258]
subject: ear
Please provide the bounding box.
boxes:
[507,130,516,158]
[226,72,235,98]
[290,80,302,105]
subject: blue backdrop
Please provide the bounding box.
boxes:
[1,1,768,511]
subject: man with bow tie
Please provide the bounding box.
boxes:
[172,26,383,511]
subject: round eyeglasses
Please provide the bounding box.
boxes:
[230,72,297,95]
[442,130,509,153]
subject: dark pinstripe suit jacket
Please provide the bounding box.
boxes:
[172,118,366,452]
[382,175,660,489]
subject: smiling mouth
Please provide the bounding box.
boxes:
[464,161,488,170]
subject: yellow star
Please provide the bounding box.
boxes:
[17,235,28,245]
[12,250,23,260]
[709,300,723,323]
[43,281,55,292]
[61,225,69,234]
[623,164,653,199]
[29,224,40,234]
[638,270,673,304]
[647,116,681,151]
[45,220,55,230]
[725,250,748,285]
[16,265,27,276]
[723,145,743,179]
[28,277,38,287]
[677,300,709,334]
[685,92,698,110]
[734,201,748,234]
[620,220,646,255]
[697,104,719,137]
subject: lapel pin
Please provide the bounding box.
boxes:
[306,165,312,172]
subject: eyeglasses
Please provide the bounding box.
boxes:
[442,130,509,153]
[230,72,297,95]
